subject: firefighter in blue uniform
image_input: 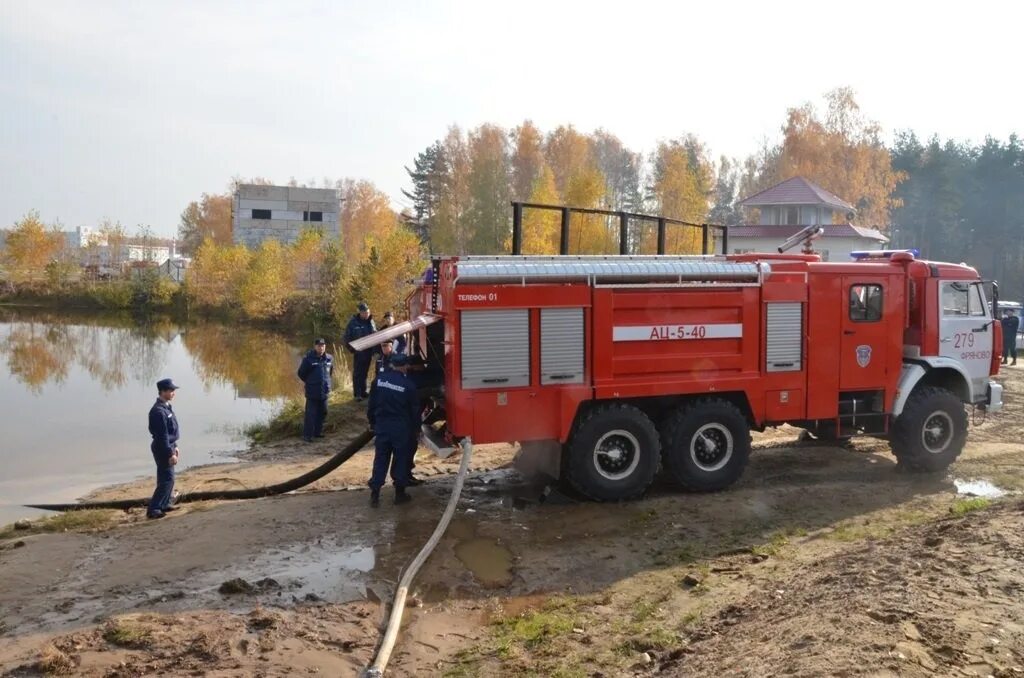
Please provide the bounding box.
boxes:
[147,378,180,520]
[367,353,420,507]
[297,338,333,442]
[343,302,376,401]
[1002,309,1019,366]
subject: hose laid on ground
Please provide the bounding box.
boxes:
[365,437,474,678]
[24,429,375,512]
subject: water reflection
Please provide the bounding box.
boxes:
[0,310,311,399]
[0,309,318,526]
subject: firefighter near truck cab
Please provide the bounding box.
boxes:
[352,220,1004,503]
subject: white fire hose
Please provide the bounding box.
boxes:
[365,437,474,677]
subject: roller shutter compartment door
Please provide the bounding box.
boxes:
[461,309,530,389]
[541,308,584,385]
[765,302,803,372]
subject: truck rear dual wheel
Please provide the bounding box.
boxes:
[890,386,967,472]
[661,399,751,492]
[565,404,660,502]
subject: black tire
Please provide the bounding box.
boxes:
[662,399,751,492]
[890,386,967,472]
[565,403,660,502]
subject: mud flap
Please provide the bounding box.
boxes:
[513,440,562,481]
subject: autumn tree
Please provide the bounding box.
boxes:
[467,124,511,254]
[3,211,65,284]
[344,225,425,324]
[239,239,294,319]
[178,193,232,254]
[292,227,326,291]
[510,121,544,202]
[517,165,561,254]
[745,88,903,226]
[339,179,400,263]
[185,238,251,308]
[592,129,644,212]
[649,137,714,253]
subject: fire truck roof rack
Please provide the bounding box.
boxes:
[510,202,728,256]
[454,258,767,285]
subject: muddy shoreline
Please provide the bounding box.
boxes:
[1,367,1022,677]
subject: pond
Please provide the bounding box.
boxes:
[0,309,347,526]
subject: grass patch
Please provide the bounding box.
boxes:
[680,607,703,626]
[751,530,790,557]
[103,619,153,648]
[1,509,120,540]
[614,624,679,655]
[494,605,576,652]
[950,497,992,516]
[827,523,893,542]
[35,644,75,675]
[245,390,356,443]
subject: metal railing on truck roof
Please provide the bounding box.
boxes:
[510,202,729,256]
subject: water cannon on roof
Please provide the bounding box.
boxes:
[777,224,824,255]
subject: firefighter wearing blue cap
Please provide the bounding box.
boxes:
[147,378,181,519]
[367,353,420,507]
[343,302,376,401]
[297,338,333,442]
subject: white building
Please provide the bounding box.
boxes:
[233,184,340,248]
[731,176,887,261]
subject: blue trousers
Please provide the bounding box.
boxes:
[1004,339,1017,361]
[353,352,373,398]
[304,396,327,438]
[148,450,175,516]
[369,430,412,490]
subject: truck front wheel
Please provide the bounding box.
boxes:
[662,399,751,492]
[565,404,660,501]
[890,386,967,472]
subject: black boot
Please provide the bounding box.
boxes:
[394,487,412,505]
[370,489,380,508]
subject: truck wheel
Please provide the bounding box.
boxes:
[890,387,967,472]
[662,399,751,492]
[565,404,660,501]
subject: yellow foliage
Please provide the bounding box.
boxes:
[186,238,251,307]
[518,165,561,254]
[344,226,425,322]
[3,211,65,284]
[769,88,903,226]
[648,139,713,254]
[340,180,400,263]
[239,239,295,319]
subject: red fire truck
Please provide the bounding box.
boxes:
[352,225,1004,502]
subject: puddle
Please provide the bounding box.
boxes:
[197,538,376,605]
[454,537,514,588]
[954,479,1006,498]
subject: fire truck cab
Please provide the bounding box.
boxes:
[354,248,1004,502]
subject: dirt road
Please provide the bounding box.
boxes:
[1,367,1022,676]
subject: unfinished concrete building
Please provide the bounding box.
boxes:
[232,184,340,248]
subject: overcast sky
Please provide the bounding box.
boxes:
[2,1,1022,238]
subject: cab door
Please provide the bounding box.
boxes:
[939,280,993,401]
[840,278,889,390]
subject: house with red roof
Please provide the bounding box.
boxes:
[731,176,887,261]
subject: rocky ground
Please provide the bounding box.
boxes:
[1,367,1022,677]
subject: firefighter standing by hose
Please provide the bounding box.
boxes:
[367,353,420,507]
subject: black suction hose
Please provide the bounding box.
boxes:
[24,429,375,512]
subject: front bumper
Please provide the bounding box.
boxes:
[985,381,1004,414]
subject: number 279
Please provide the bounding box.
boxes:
[953,333,974,349]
